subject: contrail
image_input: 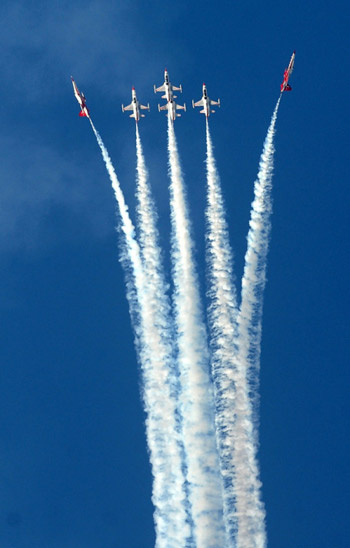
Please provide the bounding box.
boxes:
[233,96,282,548]
[89,117,188,548]
[134,124,190,547]
[205,119,239,546]
[205,121,265,548]
[238,97,281,437]
[166,113,226,548]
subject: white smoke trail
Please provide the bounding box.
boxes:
[205,119,239,545]
[166,113,226,548]
[205,121,265,548]
[89,118,188,548]
[238,97,281,437]
[230,97,281,548]
[134,124,190,546]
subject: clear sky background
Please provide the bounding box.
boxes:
[1,1,349,547]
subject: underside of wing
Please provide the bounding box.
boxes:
[123,103,133,111]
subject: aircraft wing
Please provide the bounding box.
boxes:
[193,99,204,107]
[210,99,220,106]
[173,85,182,92]
[140,103,150,111]
[154,84,165,93]
[122,102,133,112]
[158,104,168,111]
[176,103,186,111]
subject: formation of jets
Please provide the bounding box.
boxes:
[71,52,295,121]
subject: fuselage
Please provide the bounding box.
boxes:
[202,84,210,118]
[131,88,141,122]
[154,69,182,102]
[71,77,89,117]
[163,70,173,102]
[192,83,220,118]
[280,51,295,92]
[168,100,177,121]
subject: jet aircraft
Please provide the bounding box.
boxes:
[192,83,220,118]
[280,51,296,92]
[71,77,90,117]
[122,87,150,122]
[158,99,186,121]
[154,69,182,102]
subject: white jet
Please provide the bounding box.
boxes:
[158,99,186,122]
[122,87,150,123]
[154,69,182,102]
[192,83,220,118]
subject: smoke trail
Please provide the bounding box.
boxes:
[229,97,281,548]
[134,124,190,546]
[89,118,188,548]
[238,97,281,436]
[205,119,239,545]
[166,113,226,548]
[205,121,265,548]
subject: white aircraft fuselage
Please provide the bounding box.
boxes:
[154,69,182,103]
[192,83,220,118]
[122,87,150,123]
[158,99,186,122]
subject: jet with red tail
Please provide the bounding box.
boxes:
[192,83,220,118]
[280,51,295,92]
[122,87,150,123]
[71,77,90,117]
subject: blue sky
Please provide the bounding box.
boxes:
[1,1,349,546]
